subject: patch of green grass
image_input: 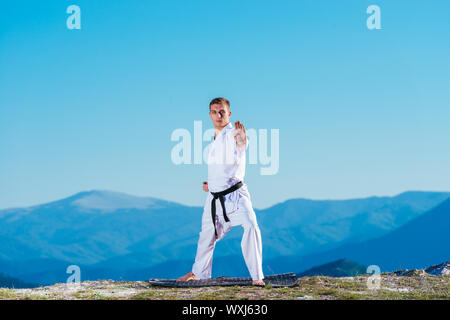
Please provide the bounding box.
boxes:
[316,288,339,296]
[131,290,159,300]
[0,288,16,299]
[70,290,112,300]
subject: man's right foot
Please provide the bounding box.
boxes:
[176,271,200,282]
[252,279,265,286]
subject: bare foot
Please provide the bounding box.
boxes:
[176,271,199,282]
[252,279,265,286]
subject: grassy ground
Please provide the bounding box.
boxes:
[1,273,448,300]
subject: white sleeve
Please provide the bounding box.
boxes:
[224,130,240,162]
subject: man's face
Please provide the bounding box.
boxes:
[209,103,231,128]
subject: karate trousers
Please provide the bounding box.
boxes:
[191,185,264,281]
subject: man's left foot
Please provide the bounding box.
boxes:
[252,280,265,286]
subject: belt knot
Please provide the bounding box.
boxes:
[210,181,244,240]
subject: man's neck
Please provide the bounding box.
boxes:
[214,122,230,139]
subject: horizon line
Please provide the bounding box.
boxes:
[1,189,449,212]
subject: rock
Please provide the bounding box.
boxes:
[425,261,450,276]
[391,269,426,277]
[389,260,450,277]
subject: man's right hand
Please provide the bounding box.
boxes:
[203,181,209,192]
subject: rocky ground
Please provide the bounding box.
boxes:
[0,272,448,300]
[2,261,449,300]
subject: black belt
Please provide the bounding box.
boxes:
[210,181,243,239]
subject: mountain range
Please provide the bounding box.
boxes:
[264,196,450,274]
[0,189,448,285]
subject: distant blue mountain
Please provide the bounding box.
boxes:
[0,189,448,285]
[256,191,450,257]
[296,259,367,277]
[0,272,38,289]
[265,196,450,274]
[0,190,200,264]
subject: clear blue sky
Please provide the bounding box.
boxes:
[1,0,449,210]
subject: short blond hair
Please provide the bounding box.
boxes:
[209,97,230,110]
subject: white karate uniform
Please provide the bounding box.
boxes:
[191,122,264,281]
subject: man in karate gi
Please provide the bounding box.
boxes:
[177,97,265,286]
